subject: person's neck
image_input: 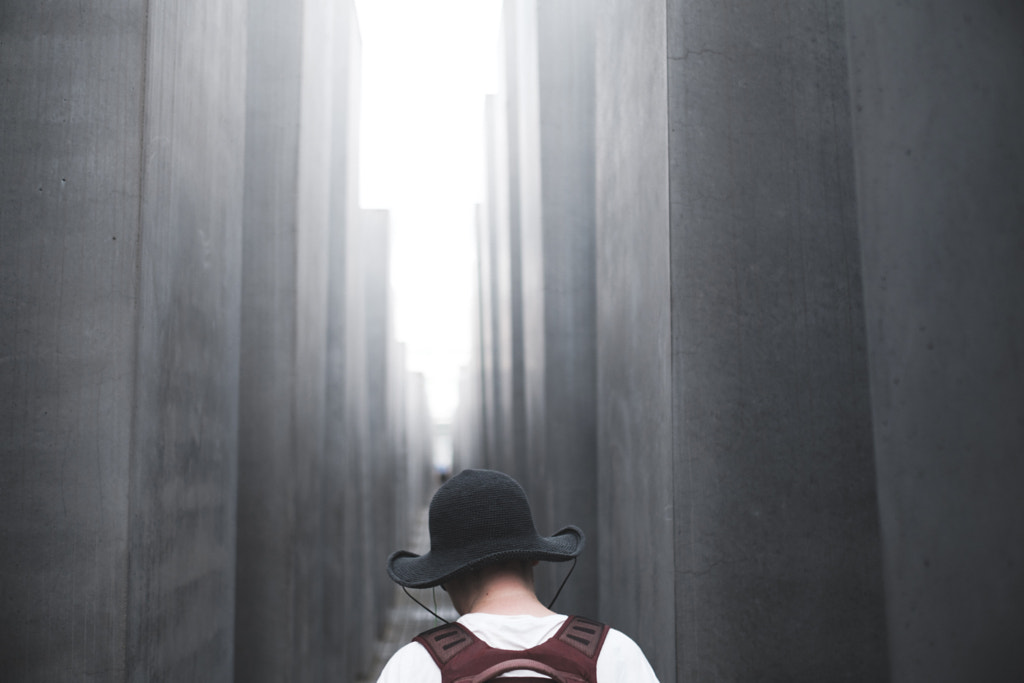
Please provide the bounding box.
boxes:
[458,574,556,617]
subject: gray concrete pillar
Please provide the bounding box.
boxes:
[389,341,412,547]
[127,5,247,679]
[506,0,600,619]
[496,12,529,479]
[482,96,509,471]
[596,1,888,679]
[594,3,676,675]
[1,2,246,680]
[845,2,1024,680]
[235,0,304,679]
[324,4,368,679]
[405,372,434,513]
[361,208,394,644]
[453,208,489,472]
[236,0,364,680]
[1,4,147,678]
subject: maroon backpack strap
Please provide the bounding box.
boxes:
[460,659,575,683]
[415,616,610,683]
[556,616,610,661]
[414,622,478,669]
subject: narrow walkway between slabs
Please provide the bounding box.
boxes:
[357,508,458,682]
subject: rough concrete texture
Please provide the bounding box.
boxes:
[2,1,422,680]
[508,0,544,503]
[1,1,247,680]
[481,95,511,471]
[457,1,1024,680]
[403,373,436,533]
[0,3,147,679]
[845,2,1024,680]
[666,1,888,680]
[362,209,395,642]
[504,0,600,619]
[389,341,412,548]
[236,2,384,681]
[234,0,304,680]
[452,210,489,472]
[325,4,370,679]
[496,13,529,479]
[237,0,337,678]
[593,2,676,678]
[291,0,334,668]
[126,3,247,680]
[453,366,480,472]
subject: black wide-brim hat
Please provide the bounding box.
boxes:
[387,469,584,588]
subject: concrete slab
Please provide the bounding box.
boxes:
[495,0,601,619]
[594,1,676,677]
[234,0,304,679]
[236,1,367,681]
[499,0,529,483]
[665,2,888,678]
[362,209,396,642]
[0,3,147,678]
[453,208,489,471]
[845,2,1024,680]
[594,1,889,679]
[126,3,247,679]
[0,2,247,679]
[323,4,367,679]
[482,95,508,471]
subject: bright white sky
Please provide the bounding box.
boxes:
[353,0,503,424]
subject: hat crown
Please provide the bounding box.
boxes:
[428,470,538,553]
[386,468,583,588]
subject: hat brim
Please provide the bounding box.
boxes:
[386,525,584,588]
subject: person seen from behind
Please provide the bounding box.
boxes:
[376,468,660,682]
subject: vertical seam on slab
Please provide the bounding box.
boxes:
[663,1,684,680]
[290,3,307,678]
[125,0,152,679]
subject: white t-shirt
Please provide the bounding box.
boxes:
[376,613,660,682]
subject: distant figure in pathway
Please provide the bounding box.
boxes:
[376,468,659,682]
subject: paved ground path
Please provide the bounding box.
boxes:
[357,509,458,682]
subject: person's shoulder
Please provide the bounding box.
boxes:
[601,625,647,658]
[596,626,661,682]
[375,640,440,683]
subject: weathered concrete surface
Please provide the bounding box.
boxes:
[234,0,304,679]
[507,0,600,619]
[452,210,489,472]
[126,3,247,680]
[666,2,888,680]
[291,0,334,670]
[323,4,369,679]
[510,0,544,502]
[845,2,1024,680]
[592,1,889,679]
[237,1,371,681]
[0,3,147,679]
[1,1,246,680]
[495,15,528,478]
[593,2,675,677]
[481,96,509,471]
[361,209,394,644]
[1,1,417,681]
[408,372,435,509]
[388,341,413,548]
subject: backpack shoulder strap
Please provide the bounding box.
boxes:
[414,616,610,683]
[556,616,610,661]
[414,622,478,669]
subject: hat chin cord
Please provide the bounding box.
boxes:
[403,585,452,625]
[546,556,577,610]
[400,557,578,625]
